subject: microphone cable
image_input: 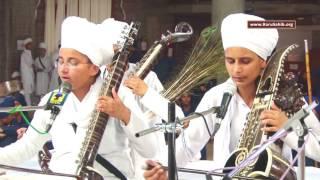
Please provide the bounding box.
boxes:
[8,105,48,134]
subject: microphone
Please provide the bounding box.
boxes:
[216,80,237,119]
[45,82,72,132]
[212,80,237,137]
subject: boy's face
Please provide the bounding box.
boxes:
[25,42,33,50]
[58,48,99,92]
[180,94,191,106]
[224,47,267,89]
[38,48,47,57]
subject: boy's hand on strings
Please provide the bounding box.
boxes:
[260,102,288,132]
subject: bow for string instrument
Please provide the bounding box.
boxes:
[75,22,140,180]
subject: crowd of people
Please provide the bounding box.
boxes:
[0,12,319,180]
[20,38,61,106]
[0,37,61,150]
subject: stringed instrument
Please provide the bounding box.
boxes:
[133,22,193,79]
[224,44,304,179]
[75,22,140,180]
[37,22,193,178]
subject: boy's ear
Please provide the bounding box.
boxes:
[90,65,100,76]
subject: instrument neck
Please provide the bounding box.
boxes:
[135,42,164,79]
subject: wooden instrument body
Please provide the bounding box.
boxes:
[225,147,296,179]
[224,44,302,179]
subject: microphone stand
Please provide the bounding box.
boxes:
[0,105,47,112]
[0,164,80,180]
[0,104,61,132]
[223,101,318,180]
[168,102,178,180]
[296,113,309,180]
[135,106,220,137]
[135,106,221,180]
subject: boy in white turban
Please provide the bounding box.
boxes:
[20,37,35,106]
[143,13,320,180]
[0,16,158,179]
[35,42,52,98]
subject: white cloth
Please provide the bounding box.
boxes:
[127,63,167,179]
[100,63,167,179]
[142,79,320,169]
[221,13,278,60]
[39,42,47,49]
[11,71,20,79]
[20,49,35,95]
[60,16,115,67]
[283,103,320,162]
[23,38,32,46]
[99,18,130,49]
[125,63,165,113]
[172,79,291,168]
[0,76,158,179]
[35,55,52,96]
[177,79,320,168]
[140,87,185,121]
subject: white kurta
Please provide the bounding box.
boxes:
[142,78,320,169]
[140,85,185,121]
[20,49,35,94]
[125,63,165,114]
[35,55,52,96]
[0,77,158,179]
[282,103,320,162]
[126,63,168,179]
[101,63,167,179]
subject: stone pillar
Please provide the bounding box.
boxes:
[211,0,245,25]
[209,0,245,84]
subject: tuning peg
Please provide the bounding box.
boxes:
[127,37,134,45]
[131,28,138,36]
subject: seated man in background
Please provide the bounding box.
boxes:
[0,96,28,147]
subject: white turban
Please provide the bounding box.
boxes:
[11,71,20,79]
[23,37,32,45]
[221,13,278,60]
[99,18,130,50]
[60,16,114,67]
[38,42,47,49]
